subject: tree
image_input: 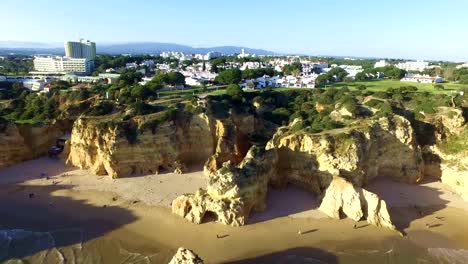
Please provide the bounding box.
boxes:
[315,74,332,86]
[328,67,348,81]
[226,84,243,98]
[354,72,369,82]
[118,70,143,86]
[215,69,242,85]
[375,66,406,79]
[283,62,302,75]
[131,86,154,100]
[166,72,186,86]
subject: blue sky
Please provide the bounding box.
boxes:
[3,0,468,61]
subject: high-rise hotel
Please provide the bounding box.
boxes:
[64,39,96,60]
[32,39,96,75]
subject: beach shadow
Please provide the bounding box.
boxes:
[301,228,319,234]
[367,177,450,233]
[225,247,339,264]
[0,164,138,262]
[355,224,370,229]
[247,185,321,224]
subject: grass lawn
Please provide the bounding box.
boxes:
[328,79,467,94]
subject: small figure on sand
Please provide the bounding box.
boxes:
[353,224,357,229]
[28,193,35,198]
[297,229,302,235]
[425,223,431,228]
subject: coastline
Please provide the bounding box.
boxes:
[0,158,467,263]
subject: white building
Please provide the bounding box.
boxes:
[32,56,92,74]
[64,39,96,60]
[396,60,429,72]
[125,62,138,69]
[456,62,468,69]
[374,60,389,68]
[338,65,363,78]
[141,60,155,67]
[205,51,222,60]
[22,79,46,91]
[401,74,443,84]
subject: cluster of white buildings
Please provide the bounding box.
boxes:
[32,39,96,75]
[182,70,218,86]
[240,73,319,89]
[375,59,433,72]
[161,51,222,61]
[401,74,443,84]
[395,60,430,72]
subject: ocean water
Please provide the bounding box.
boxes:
[1,228,468,264]
[0,229,173,264]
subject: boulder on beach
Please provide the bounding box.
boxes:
[169,247,204,264]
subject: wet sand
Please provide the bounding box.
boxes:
[0,158,468,263]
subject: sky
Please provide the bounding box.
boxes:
[2,0,468,61]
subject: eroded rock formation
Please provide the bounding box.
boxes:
[319,177,395,230]
[203,114,256,175]
[169,248,204,264]
[173,115,422,229]
[173,146,277,226]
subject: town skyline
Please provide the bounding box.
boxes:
[2,0,468,61]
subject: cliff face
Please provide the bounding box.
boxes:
[16,120,72,157]
[0,120,71,169]
[203,115,256,176]
[0,124,32,169]
[66,112,258,178]
[67,114,215,178]
[421,107,467,200]
[266,115,423,193]
[173,115,419,229]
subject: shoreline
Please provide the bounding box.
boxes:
[0,158,468,263]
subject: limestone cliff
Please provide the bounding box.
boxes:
[266,115,423,192]
[203,114,256,176]
[67,113,214,178]
[0,120,71,169]
[0,123,32,169]
[173,115,419,229]
[421,107,467,200]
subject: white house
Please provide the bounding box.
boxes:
[125,62,138,69]
[374,60,389,68]
[401,74,443,84]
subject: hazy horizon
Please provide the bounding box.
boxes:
[2,0,468,61]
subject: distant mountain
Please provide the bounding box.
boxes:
[0,41,62,49]
[0,41,276,56]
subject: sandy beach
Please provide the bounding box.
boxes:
[0,157,468,263]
